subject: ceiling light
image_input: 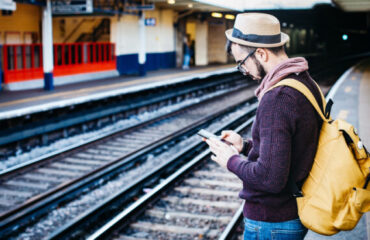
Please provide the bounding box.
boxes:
[167,0,175,4]
[211,12,223,18]
[225,14,235,20]
[188,3,193,8]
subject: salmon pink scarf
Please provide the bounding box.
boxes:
[255,57,308,101]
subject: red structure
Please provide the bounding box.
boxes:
[2,42,116,84]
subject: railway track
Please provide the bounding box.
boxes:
[86,115,254,240]
[47,104,256,240]
[0,83,257,239]
[0,70,244,160]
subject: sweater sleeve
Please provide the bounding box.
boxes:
[227,89,298,193]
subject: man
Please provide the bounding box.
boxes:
[205,13,323,239]
[182,34,191,70]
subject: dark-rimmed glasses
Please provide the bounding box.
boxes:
[237,49,256,75]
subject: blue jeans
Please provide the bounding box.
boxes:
[244,218,307,240]
[182,54,190,69]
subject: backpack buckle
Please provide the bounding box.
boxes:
[325,99,333,119]
[363,169,370,189]
[293,191,303,198]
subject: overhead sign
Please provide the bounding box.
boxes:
[0,0,16,11]
[126,4,155,11]
[145,18,156,26]
[52,0,93,14]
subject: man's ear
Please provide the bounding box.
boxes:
[255,48,268,63]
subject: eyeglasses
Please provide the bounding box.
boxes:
[237,49,256,75]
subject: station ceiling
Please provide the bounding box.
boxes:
[12,0,370,14]
[150,0,370,13]
[148,0,238,12]
[332,0,370,12]
[148,0,336,12]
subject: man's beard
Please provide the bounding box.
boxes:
[253,57,266,84]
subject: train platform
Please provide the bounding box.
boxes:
[0,64,235,120]
[305,58,370,239]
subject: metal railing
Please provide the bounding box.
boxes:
[2,42,116,83]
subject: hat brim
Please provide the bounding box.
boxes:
[225,28,289,48]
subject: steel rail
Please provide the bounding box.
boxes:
[85,114,255,240]
[0,71,242,147]
[0,81,253,179]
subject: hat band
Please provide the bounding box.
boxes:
[232,28,281,44]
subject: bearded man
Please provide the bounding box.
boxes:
[205,13,323,240]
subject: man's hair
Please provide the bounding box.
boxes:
[226,39,285,56]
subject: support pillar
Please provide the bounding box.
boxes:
[0,46,2,91]
[138,11,146,76]
[42,0,54,90]
[195,21,208,66]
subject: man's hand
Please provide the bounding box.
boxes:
[220,130,244,153]
[205,138,239,169]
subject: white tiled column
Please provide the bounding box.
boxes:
[42,0,54,90]
[195,21,208,66]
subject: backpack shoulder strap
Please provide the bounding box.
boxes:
[310,79,327,112]
[267,78,330,122]
[267,79,331,198]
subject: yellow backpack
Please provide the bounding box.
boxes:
[269,79,370,235]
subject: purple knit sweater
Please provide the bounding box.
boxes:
[227,71,323,222]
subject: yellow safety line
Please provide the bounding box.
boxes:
[0,66,227,108]
[335,60,370,121]
[358,68,370,148]
[337,110,349,120]
[344,86,352,93]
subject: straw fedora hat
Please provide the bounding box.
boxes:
[225,13,289,48]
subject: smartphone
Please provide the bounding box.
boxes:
[197,129,235,149]
[197,129,221,140]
